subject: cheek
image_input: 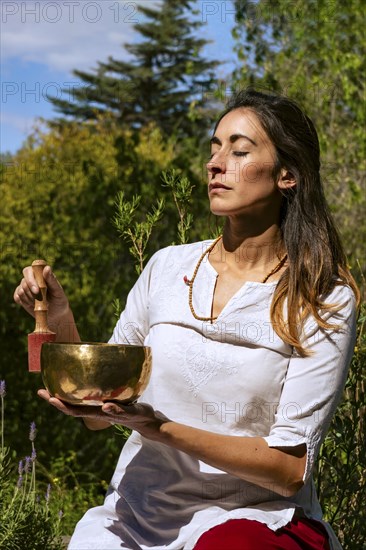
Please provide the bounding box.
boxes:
[240,162,274,184]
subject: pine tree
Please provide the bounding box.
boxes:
[50,0,218,138]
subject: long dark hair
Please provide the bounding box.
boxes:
[215,89,359,356]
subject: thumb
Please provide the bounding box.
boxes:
[43,266,64,294]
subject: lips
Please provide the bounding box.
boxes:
[208,182,231,192]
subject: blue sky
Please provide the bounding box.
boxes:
[1,1,238,154]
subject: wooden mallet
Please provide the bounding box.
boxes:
[28,259,56,372]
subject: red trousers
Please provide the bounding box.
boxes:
[194,518,330,550]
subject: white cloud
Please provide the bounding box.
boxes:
[0,0,234,153]
[0,111,38,132]
[0,1,149,73]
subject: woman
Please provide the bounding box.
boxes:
[14,89,359,549]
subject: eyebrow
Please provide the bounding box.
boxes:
[210,134,257,146]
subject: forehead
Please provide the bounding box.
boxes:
[214,108,271,145]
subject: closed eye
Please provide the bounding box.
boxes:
[233,152,249,157]
[208,151,249,160]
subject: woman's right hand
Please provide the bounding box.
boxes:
[13,264,71,332]
[37,389,111,431]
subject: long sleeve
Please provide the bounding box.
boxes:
[263,284,357,483]
[108,247,170,346]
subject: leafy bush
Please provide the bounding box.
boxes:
[0,381,63,550]
[38,450,108,537]
[315,304,366,549]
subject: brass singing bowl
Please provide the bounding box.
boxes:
[41,342,152,406]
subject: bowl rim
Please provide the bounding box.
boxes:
[42,342,151,348]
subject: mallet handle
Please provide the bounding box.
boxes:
[32,259,52,333]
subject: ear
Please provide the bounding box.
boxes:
[277,168,297,190]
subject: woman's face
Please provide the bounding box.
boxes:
[207,108,283,218]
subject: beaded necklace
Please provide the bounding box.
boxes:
[184,236,287,322]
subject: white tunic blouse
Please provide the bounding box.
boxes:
[69,241,357,550]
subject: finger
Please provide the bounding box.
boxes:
[51,400,110,423]
[38,390,68,410]
[102,403,136,420]
[23,266,39,294]
[102,402,139,420]
[43,266,64,294]
[37,389,106,420]
[102,403,122,415]
[38,391,82,416]
[14,284,34,310]
[21,277,38,301]
[13,285,23,305]
[48,396,78,415]
[37,389,52,401]
[22,264,63,298]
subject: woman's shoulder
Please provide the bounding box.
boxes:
[306,281,358,337]
[150,240,215,264]
[324,281,357,311]
[142,240,215,284]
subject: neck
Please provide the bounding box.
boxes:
[215,217,284,270]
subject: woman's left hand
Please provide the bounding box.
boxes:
[102,400,171,441]
[37,389,171,440]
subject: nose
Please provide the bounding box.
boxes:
[206,154,226,177]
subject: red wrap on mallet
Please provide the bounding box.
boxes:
[28,259,56,372]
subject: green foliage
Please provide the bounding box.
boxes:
[315,306,366,547]
[113,168,198,441]
[0,387,63,550]
[0,115,191,495]
[112,168,197,277]
[1,117,128,480]
[113,192,165,274]
[231,4,365,541]
[2,3,363,542]
[37,450,107,536]
[232,0,366,276]
[161,169,194,244]
[0,109,212,539]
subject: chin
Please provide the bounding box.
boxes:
[209,200,230,217]
[210,209,230,217]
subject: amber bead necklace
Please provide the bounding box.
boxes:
[184,236,287,322]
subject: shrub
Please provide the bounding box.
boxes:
[0,381,64,550]
[315,303,366,548]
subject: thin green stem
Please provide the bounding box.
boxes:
[1,396,4,454]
